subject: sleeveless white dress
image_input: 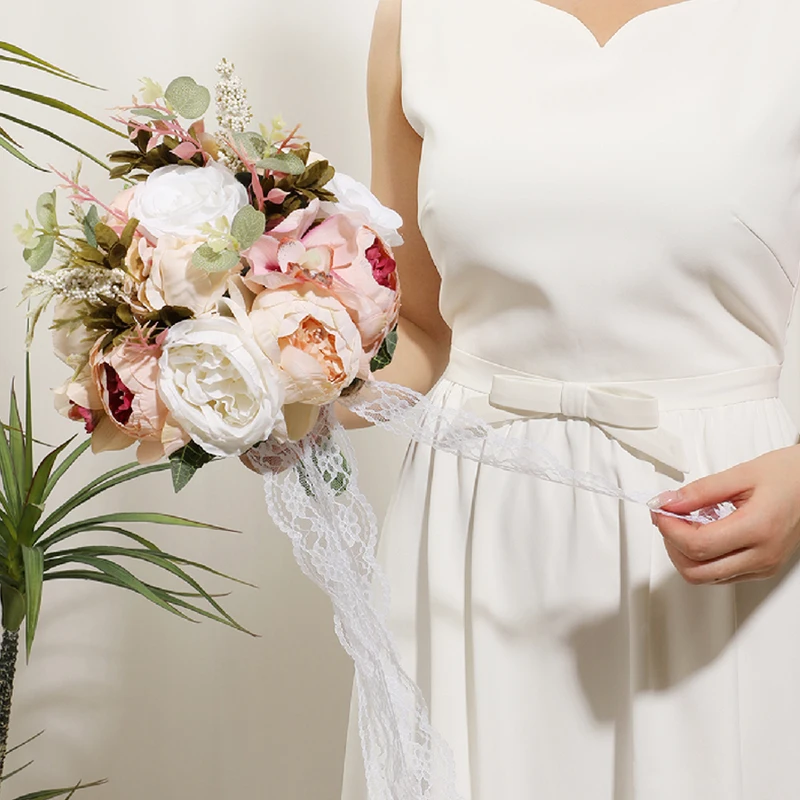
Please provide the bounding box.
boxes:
[342,1,800,797]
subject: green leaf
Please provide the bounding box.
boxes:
[45,546,251,632]
[8,384,26,496]
[35,191,57,232]
[9,778,107,800]
[82,206,99,249]
[370,326,398,372]
[6,729,45,757]
[0,54,98,88]
[25,437,74,510]
[230,205,266,251]
[164,76,210,120]
[169,441,215,493]
[0,112,109,170]
[42,438,91,503]
[0,41,84,81]
[35,461,172,537]
[0,85,122,137]
[24,353,33,492]
[256,152,306,175]
[16,503,43,547]
[0,420,21,515]
[39,511,234,551]
[0,129,43,170]
[22,545,43,658]
[230,131,267,161]
[45,571,250,633]
[1,584,25,632]
[191,244,240,273]
[51,554,192,620]
[22,234,55,271]
[129,108,176,121]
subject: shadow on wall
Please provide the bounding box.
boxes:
[0,0,410,799]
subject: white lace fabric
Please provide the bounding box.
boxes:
[243,380,731,800]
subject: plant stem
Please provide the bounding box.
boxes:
[0,629,20,784]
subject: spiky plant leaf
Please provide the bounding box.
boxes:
[21,545,43,657]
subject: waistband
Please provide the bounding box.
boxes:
[441,348,783,474]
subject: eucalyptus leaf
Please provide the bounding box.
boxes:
[130,108,176,121]
[23,234,55,271]
[191,244,240,273]
[164,76,210,120]
[256,152,306,175]
[230,205,266,250]
[35,191,57,232]
[230,131,267,161]
[82,206,99,248]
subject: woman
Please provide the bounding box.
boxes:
[341,0,800,797]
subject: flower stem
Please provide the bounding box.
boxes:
[0,630,20,784]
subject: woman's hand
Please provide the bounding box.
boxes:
[649,444,800,584]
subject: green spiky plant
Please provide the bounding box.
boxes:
[0,41,122,170]
[0,354,251,799]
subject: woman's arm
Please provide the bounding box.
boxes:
[337,0,452,430]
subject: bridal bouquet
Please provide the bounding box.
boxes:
[21,60,402,492]
[19,61,720,800]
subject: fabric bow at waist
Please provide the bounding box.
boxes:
[442,348,783,475]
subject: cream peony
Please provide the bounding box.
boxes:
[249,284,363,405]
[321,172,404,247]
[157,318,284,457]
[143,234,233,315]
[128,162,248,240]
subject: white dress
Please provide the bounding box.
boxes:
[342,1,800,797]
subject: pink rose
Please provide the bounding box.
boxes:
[90,337,190,464]
[249,284,363,405]
[143,234,233,315]
[330,226,400,360]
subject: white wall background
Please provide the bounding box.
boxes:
[0,2,410,798]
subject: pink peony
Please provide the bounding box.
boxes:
[329,226,400,361]
[90,337,190,463]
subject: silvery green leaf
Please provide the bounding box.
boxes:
[130,107,176,121]
[83,205,99,247]
[164,76,210,120]
[35,191,57,232]
[231,205,266,250]
[256,152,306,175]
[230,131,267,161]
[191,244,240,273]
[23,234,55,271]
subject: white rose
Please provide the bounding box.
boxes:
[320,172,404,247]
[129,162,248,240]
[157,318,284,458]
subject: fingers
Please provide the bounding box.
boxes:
[648,462,755,515]
[661,539,779,585]
[652,508,751,562]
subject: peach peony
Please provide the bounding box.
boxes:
[90,337,190,464]
[249,284,362,405]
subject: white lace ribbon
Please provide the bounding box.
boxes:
[245,380,732,800]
